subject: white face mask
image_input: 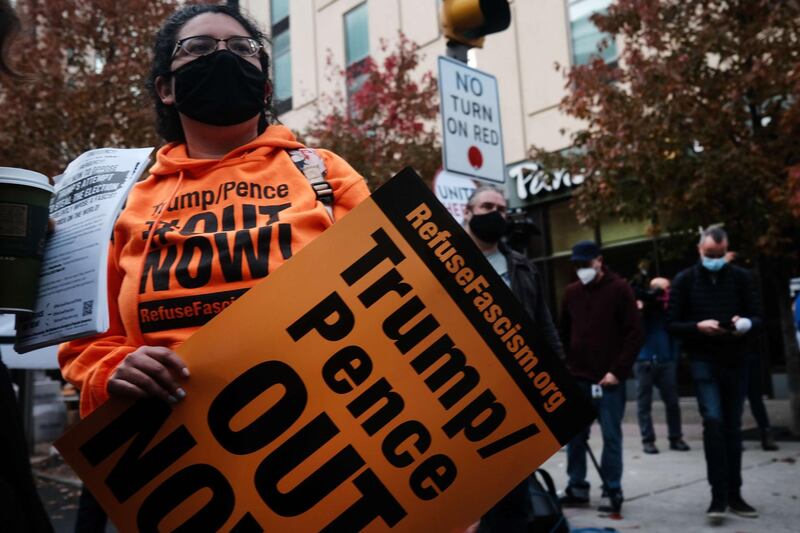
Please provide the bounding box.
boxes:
[576,267,597,285]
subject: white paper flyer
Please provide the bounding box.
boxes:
[14,148,153,353]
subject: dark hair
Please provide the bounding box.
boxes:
[0,0,21,77]
[698,226,728,246]
[145,4,273,142]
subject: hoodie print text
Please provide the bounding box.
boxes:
[136,182,304,333]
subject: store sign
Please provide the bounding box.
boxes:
[438,56,505,184]
[433,170,477,225]
[56,169,593,532]
[508,160,585,207]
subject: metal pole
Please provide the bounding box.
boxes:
[446,42,470,63]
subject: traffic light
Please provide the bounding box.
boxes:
[440,0,511,49]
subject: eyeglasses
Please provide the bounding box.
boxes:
[172,35,262,59]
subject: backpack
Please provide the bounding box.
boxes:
[527,469,569,533]
[287,148,334,221]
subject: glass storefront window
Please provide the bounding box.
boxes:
[551,255,575,315]
[548,201,594,254]
[600,216,648,245]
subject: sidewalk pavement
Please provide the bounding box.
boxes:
[33,400,799,532]
[542,420,800,533]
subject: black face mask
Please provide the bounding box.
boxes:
[172,50,267,126]
[468,211,508,243]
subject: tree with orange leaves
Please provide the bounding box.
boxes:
[0,0,196,178]
[531,0,800,434]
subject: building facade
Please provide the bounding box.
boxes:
[236,0,789,396]
[240,0,650,307]
[241,0,589,155]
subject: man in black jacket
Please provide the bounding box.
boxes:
[667,227,761,523]
[463,185,564,532]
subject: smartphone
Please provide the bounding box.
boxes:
[591,384,603,399]
[719,320,736,332]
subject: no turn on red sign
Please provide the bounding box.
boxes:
[438,56,505,184]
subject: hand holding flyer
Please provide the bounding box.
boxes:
[15,148,153,353]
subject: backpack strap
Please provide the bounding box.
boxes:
[532,468,559,499]
[287,148,334,222]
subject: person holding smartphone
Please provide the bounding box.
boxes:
[667,227,762,524]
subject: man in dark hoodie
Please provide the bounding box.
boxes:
[667,227,760,524]
[558,240,643,513]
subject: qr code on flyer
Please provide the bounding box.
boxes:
[82,300,94,317]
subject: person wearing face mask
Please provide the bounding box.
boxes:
[557,240,643,514]
[667,227,762,524]
[58,5,369,421]
[463,186,563,360]
[56,5,369,528]
[463,186,564,533]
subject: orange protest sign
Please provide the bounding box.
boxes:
[56,168,594,532]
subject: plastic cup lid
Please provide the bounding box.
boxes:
[0,167,54,194]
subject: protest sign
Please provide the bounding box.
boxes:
[56,168,594,532]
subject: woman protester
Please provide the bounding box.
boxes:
[59,4,370,418]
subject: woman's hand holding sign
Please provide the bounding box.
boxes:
[107,346,190,404]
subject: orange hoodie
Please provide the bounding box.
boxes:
[59,125,370,417]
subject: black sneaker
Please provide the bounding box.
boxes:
[669,439,690,451]
[706,499,726,523]
[559,487,589,507]
[761,429,779,451]
[598,489,624,514]
[728,494,758,518]
[643,442,659,454]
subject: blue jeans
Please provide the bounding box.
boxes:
[566,379,626,494]
[635,360,683,443]
[690,358,747,500]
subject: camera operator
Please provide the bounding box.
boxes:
[634,277,690,455]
